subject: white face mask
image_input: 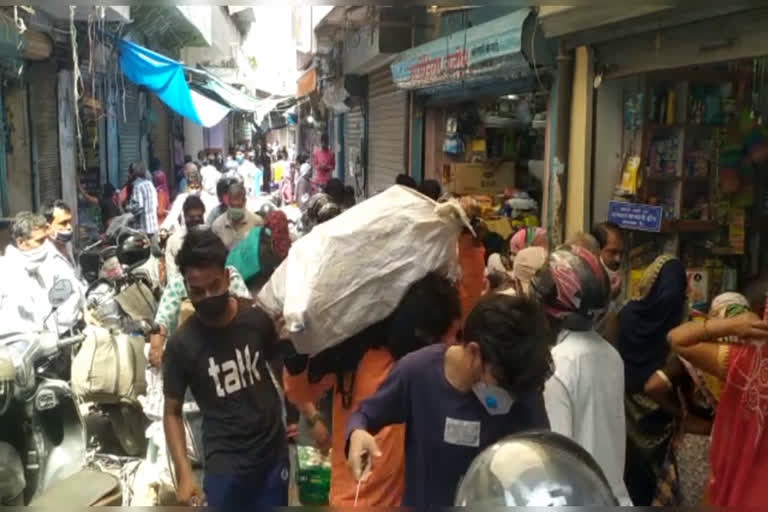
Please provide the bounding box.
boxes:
[473,381,515,416]
[22,243,49,273]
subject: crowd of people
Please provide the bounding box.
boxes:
[4,136,768,508]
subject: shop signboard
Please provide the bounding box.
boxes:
[390,10,529,90]
[608,200,663,232]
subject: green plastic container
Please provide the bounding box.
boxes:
[297,445,331,505]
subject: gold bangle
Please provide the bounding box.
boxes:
[703,319,711,339]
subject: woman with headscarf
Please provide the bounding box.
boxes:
[510,246,548,296]
[617,255,689,506]
[153,170,171,226]
[508,226,548,258]
[280,159,297,205]
[668,293,768,507]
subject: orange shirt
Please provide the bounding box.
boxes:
[458,231,486,323]
[283,348,405,507]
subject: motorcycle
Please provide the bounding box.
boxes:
[78,213,158,457]
[0,281,120,505]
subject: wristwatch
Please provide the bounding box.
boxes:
[306,411,323,427]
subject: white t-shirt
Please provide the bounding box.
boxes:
[543,329,633,506]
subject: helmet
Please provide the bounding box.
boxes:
[116,232,151,268]
[455,431,618,506]
[531,244,610,330]
[259,201,277,219]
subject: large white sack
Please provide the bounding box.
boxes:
[258,185,469,355]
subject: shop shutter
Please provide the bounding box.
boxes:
[150,95,171,174]
[235,114,252,147]
[118,83,140,185]
[344,106,364,198]
[28,62,60,206]
[367,66,408,196]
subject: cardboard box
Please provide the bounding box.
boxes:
[444,162,515,195]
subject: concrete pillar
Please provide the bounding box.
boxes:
[183,118,205,160]
[565,45,594,240]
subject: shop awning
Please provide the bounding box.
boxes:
[118,38,230,127]
[188,68,263,112]
[390,9,535,91]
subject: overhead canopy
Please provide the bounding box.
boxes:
[390,9,536,91]
[118,38,229,127]
[189,68,264,112]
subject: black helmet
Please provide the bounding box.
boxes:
[531,244,610,331]
[259,201,277,219]
[116,232,151,267]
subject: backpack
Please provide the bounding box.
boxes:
[71,325,147,404]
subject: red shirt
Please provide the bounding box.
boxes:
[313,148,335,186]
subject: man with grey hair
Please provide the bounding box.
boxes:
[0,211,84,335]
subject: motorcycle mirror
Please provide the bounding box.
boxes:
[48,279,74,309]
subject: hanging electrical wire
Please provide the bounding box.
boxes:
[70,5,87,172]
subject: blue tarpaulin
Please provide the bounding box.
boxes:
[118,39,230,128]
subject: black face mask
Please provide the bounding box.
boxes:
[193,292,230,321]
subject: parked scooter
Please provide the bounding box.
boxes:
[75,214,157,457]
[0,281,120,505]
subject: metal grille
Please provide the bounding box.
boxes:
[118,83,140,184]
[367,65,408,197]
[29,62,61,206]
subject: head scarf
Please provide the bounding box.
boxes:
[512,246,548,296]
[710,292,750,320]
[618,255,688,393]
[300,162,312,178]
[264,210,291,261]
[509,227,547,257]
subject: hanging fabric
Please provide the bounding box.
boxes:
[118,39,230,128]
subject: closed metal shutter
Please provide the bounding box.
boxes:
[367,66,408,196]
[29,62,60,206]
[344,106,364,198]
[235,113,252,146]
[150,95,171,173]
[118,83,140,184]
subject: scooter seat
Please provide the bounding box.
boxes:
[29,469,121,507]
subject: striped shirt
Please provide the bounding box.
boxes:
[131,177,159,234]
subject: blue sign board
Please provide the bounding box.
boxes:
[389,10,529,90]
[608,201,664,232]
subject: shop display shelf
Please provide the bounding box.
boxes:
[645,174,681,183]
[661,220,719,233]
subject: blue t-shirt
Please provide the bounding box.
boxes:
[346,344,550,507]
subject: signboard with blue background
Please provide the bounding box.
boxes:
[608,200,664,232]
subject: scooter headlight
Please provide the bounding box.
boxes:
[0,355,15,416]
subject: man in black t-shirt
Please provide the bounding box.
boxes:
[163,229,287,507]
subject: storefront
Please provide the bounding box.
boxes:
[589,7,768,309]
[367,65,409,196]
[391,8,553,238]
